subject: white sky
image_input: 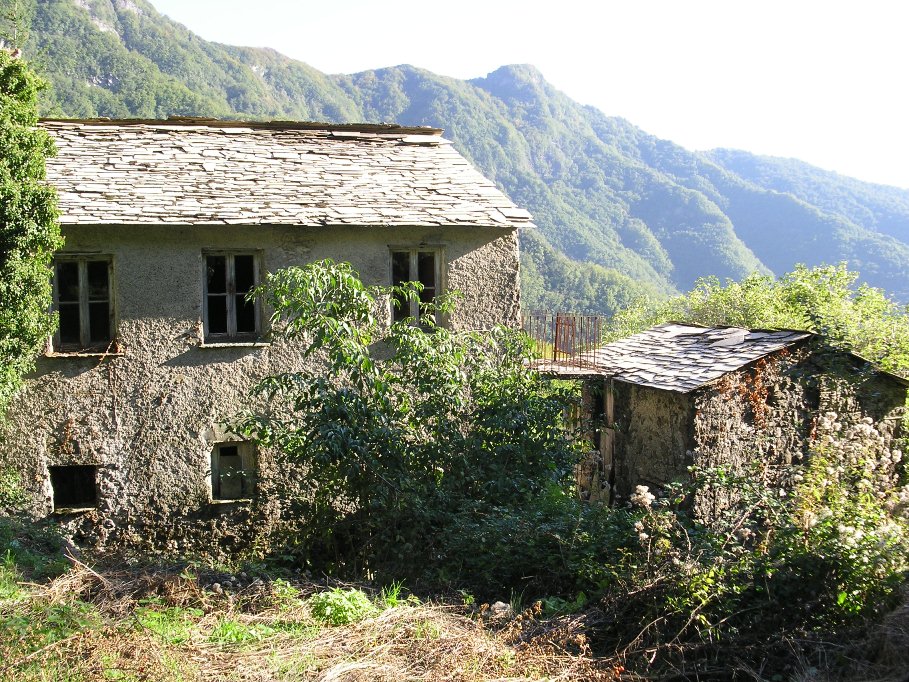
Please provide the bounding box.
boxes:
[149,0,909,189]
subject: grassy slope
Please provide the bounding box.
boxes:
[18,0,909,310]
[1,520,907,682]
[0,527,609,681]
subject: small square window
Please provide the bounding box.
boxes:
[211,442,256,501]
[390,248,442,324]
[203,253,261,342]
[52,257,114,351]
[49,465,98,510]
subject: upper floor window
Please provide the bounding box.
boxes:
[53,257,114,352]
[390,248,442,324]
[204,253,260,342]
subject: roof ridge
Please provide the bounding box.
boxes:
[39,117,444,136]
[661,320,812,335]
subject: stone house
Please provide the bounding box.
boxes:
[544,323,908,509]
[2,117,532,554]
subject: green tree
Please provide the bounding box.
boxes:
[0,0,35,50]
[0,50,61,410]
[234,259,581,579]
[607,263,909,377]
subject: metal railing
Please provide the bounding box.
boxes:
[522,312,605,371]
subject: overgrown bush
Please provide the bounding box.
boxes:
[607,263,909,377]
[235,260,584,584]
[234,260,909,676]
[0,50,62,411]
[430,414,909,672]
[581,419,905,672]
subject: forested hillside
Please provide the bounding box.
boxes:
[11,0,909,310]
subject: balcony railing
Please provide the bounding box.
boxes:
[521,312,605,372]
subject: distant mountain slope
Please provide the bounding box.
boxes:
[14,0,909,309]
[707,149,909,242]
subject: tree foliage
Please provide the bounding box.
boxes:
[607,263,909,377]
[0,50,61,409]
[234,260,582,580]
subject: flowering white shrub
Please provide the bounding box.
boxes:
[609,410,909,657]
[629,485,655,509]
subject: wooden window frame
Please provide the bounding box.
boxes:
[51,255,115,353]
[210,441,257,502]
[202,251,262,343]
[388,246,445,325]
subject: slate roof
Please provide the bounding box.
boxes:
[540,322,813,393]
[41,118,534,229]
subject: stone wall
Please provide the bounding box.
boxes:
[690,342,906,517]
[611,381,694,503]
[1,223,519,557]
[601,340,906,513]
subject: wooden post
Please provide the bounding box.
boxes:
[601,377,615,505]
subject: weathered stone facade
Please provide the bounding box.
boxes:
[561,326,907,510]
[0,119,528,556]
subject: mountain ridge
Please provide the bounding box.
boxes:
[13,0,909,310]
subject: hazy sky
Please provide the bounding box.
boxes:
[149,0,909,189]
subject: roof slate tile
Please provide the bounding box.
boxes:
[41,119,534,229]
[538,322,813,393]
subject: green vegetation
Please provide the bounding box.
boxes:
[607,263,909,376]
[3,1,909,675]
[0,540,606,679]
[308,588,377,626]
[0,49,61,410]
[234,259,582,582]
[17,0,909,313]
[1,263,908,678]
[229,261,909,676]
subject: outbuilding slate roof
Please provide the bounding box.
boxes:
[544,322,813,393]
[41,118,534,229]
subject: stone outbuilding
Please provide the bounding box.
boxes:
[544,323,908,508]
[2,117,532,555]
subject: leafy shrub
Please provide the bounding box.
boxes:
[270,578,304,610]
[308,588,376,626]
[576,418,909,673]
[235,260,583,580]
[135,602,204,645]
[438,417,908,671]
[208,618,277,644]
[608,263,909,377]
[0,51,63,411]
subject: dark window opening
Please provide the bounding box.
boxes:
[591,386,605,450]
[391,251,411,323]
[390,249,441,324]
[53,258,113,351]
[211,443,255,500]
[50,465,98,510]
[204,253,260,341]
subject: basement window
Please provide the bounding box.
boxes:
[390,248,442,324]
[211,443,256,501]
[53,257,114,352]
[49,465,98,511]
[203,253,261,342]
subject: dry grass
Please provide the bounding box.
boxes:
[0,561,622,682]
[6,557,907,681]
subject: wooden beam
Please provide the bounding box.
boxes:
[601,377,615,505]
